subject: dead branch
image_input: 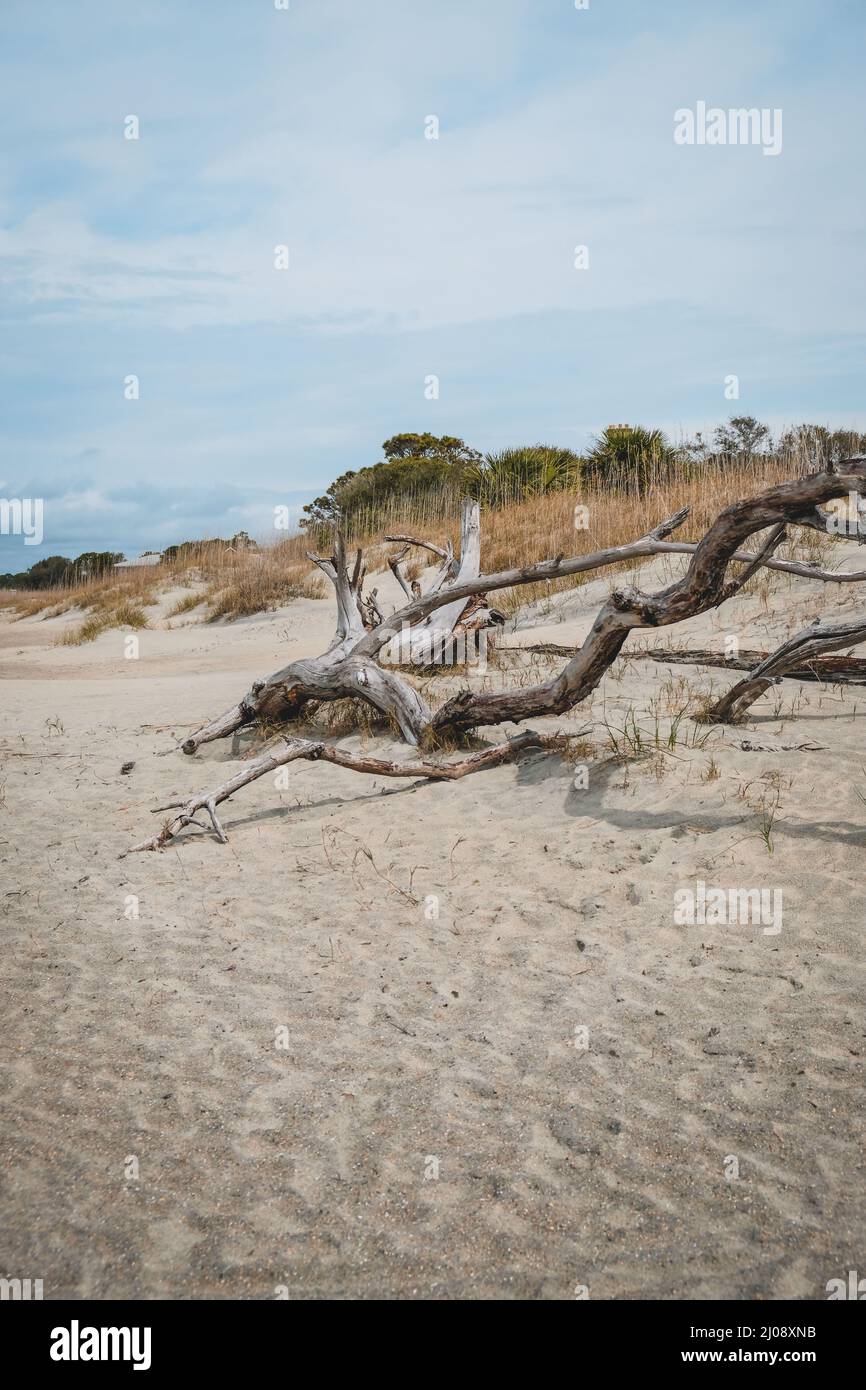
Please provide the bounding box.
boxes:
[384,532,457,576]
[181,465,866,756]
[638,646,866,684]
[500,641,866,684]
[182,501,488,753]
[706,616,866,723]
[387,546,414,600]
[126,729,572,853]
[382,500,498,663]
[420,464,866,734]
[650,541,866,584]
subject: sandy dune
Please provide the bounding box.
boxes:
[2,555,864,1300]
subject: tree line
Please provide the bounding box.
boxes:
[0,551,125,591]
[301,420,866,532]
[4,421,862,588]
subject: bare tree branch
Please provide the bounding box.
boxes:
[134,462,866,851]
[126,729,573,853]
[429,464,866,733]
[706,616,866,722]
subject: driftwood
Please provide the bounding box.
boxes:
[385,531,456,597]
[642,646,866,684]
[380,500,504,664]
[512,643,866,686]
[125,729,572,854]
[129,460,866,851]
[706,616,866,722]
[180,500,495,753]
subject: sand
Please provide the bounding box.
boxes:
[2,555,865,1300]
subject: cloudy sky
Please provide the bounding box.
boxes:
[1,0,865,567]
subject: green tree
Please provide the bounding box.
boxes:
[0,552,126,589]
[70,551,124,580]
[381,433,482,467]
[300,434,482,531]
[712,416,771,463]
[300,470,360,528]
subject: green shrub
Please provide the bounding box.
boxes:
[468,444,583,506]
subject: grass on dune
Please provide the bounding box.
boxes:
[58,598,150,646]
[3,446,843,635]
[203,564,325,621]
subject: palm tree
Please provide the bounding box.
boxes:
[584,425,679,494]
[469,445,582,505]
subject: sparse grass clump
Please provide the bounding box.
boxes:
[167,591,206,618]
[309,698,394,738]
[59,599,149,646]
[204,567,324,621]
[603,702,715,759]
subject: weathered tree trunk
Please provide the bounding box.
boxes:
[381,500,502,664]
[183,475,866,761]
[426,515,789,735]
[633,646,866,683]
[182,502,494,752]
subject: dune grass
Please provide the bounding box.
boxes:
[166,591,205,619]
[58,598,150,646]
[203,564,324,621]
[2,445,841,636]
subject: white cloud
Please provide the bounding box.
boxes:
[4,6,861,337]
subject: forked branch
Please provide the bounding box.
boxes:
[706,615,866,723]
[126,729,572,853]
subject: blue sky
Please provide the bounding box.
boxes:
[1,0,865,567]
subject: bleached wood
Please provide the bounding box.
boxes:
[127,729,571,852]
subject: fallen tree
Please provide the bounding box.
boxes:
[126,729,579,853]
[128,459,866,851]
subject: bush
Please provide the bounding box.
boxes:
[468,445,583,506]
[583,425,680,494]
[301,434,482,534]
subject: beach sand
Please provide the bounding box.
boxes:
[2,554,864,1300]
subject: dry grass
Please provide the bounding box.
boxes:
[203,564,324,621]
[309,698,395,738]
[58,598,150,646]
[166,591,205,619]
[339,449,835,617]
[5,566,159,621]
[4,536,323,628]
[2,448,840,634]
